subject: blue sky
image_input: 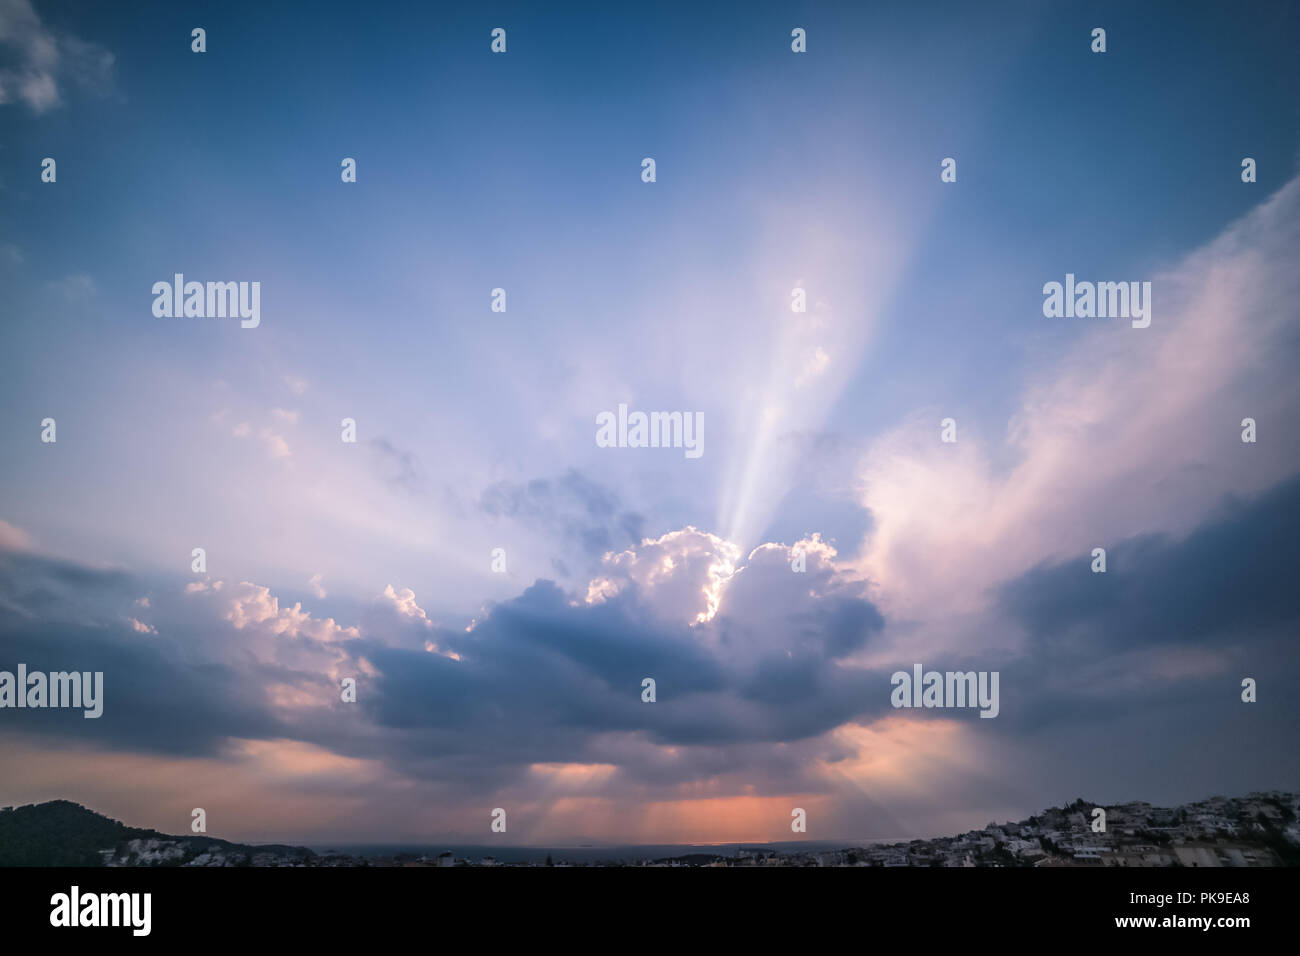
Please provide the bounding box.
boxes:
[1,0,1298,844]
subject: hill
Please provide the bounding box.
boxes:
[0,800,316,867]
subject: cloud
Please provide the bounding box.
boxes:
[856,175,1300,634]
[220,580,356,643]
[367,437,426,494]
[1003,473,1300,655]
[356,527,888,767]
[480,470,647,582]
[986,472,1300,734]
[363,585,467,660]
[377,584,431,626]
[0,525,886,790]
[1,490,1295,842]
[0,572,300,757]
[795,345,830,387]
[225,414,291,458]
[47,273,95,303]
[0,518,32,552]
[583,527,739,626]
[0,0,115,113]
[258,427,291,459]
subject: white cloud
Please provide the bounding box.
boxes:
[259,427,291,459]
[372,585,464,658]
[855,175,1300,637]
[0,0,115,113]
[378,584,431,626]
[222,580,357,642]
[584,527,741,626]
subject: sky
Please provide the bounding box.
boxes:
[1,0,1298,846]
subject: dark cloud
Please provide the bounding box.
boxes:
[0,610,292,758]
[1001,472,1300,655]
[0,534,892,797]
[0,551,355,758]
[479,469,645,561]
[990,472,1300,735]
[348,553,892,787]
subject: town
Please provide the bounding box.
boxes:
[7,792,1294,868]
[315,791,1299,868]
